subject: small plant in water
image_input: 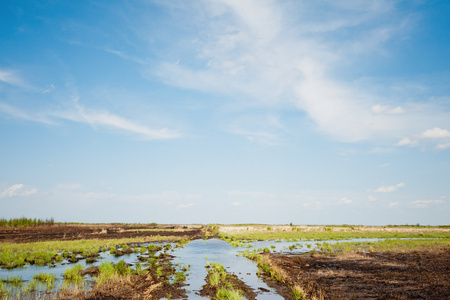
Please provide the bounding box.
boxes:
[33,272,56,289]
[114,260,130,276]
[63,263,84,282]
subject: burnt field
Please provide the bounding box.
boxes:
[0,224,449,299]
[260,247,450,299]
[0,224,205,243]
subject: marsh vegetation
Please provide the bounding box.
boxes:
[0,222,448,299]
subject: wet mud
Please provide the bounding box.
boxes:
[0,224,204,243]
[264,247,450,299]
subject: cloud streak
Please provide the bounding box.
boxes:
[374,183,405,193]
[0,101,180,140]
[0,184,37,198]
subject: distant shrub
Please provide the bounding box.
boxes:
[0,217,54,227]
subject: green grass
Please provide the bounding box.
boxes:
[218,225,450,242]
[216,287,244,300]
[97,261,116,285]
[318,237,450,254]
[33,272,56,289]
[0,236,182,269]
[204,262,246,299]
[63,264,84,282]
[208,263,227,287]
[96,260,133,285]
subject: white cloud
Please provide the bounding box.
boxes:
[0,101,180,140]
[0,184,37,198]
[54,101,180,140]
[151,1,450,144]
[303,201,321,209]
[337,197,352,205]
[56,183,84,190]
[396,137,418,147]
[389,202,399,207]
[231,201,242,207]
[176,202,196,210]
[227,114,285,145]
[368,195,377,202]
[419,127,450,139]
[396,127,450,150]
[42,84,55,94]
[374,182,404,193]
[0,102,56,125]
[371,104,405,115]
[227,190,276,198]
[0,69,24,86]
[410,199,444,208]
[436,143,450,150]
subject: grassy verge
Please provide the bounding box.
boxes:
[314,237,450,254]
[218,225,450,241]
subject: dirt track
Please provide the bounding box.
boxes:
[0,224,205,243]
[266,248,450,299]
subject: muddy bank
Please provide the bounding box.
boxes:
[0,224,205,243]
[265,247,450,299]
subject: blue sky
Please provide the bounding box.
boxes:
[1,0,449,225]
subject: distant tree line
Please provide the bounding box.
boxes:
[0,217,55,227]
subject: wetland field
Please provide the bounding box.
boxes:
[0,220,449,299]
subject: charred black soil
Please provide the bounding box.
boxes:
[0,224,205,243]
[264,247,450,300]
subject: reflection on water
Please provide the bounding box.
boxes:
[172,239,284,299]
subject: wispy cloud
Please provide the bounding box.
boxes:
[54,101,180,140]
[389,202,399,208]
[396,137,418,147]
[227,190,276,198]
[149,1,450,144]
[374,183,405,193]
[371,104,405,115]
[396,127,450,150]
[303,201,321,210]
[436,143,450,150]
[0,102,56,125]
[0,184,37,198]
[0,101,180,140]
[0,69,24,87]
[419,127,450,139]
[337,197,352,205]
[231,201,242,207]
[176,202,196,210]
[410,199,445,208]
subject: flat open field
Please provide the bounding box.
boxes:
[0,224,205,243]
[262,247,450,299]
